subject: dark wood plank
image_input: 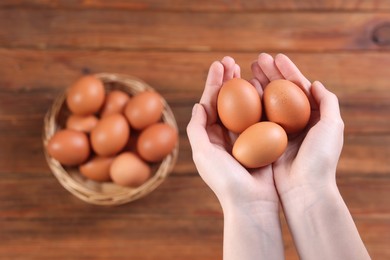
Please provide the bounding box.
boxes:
[0,50,389,134]
[0,176,223,259]
[339,135,390,176]
[0,50,389,176]
[0,2,388,260]
[1,10,390,51]
[0,88,389,176]
[1,90,389,136]
[1,0,390,11]
[1,217,387,259]
[1,175,388,217]
[0,175,389,259]
[2,49,390,101]
[1,132,390,177]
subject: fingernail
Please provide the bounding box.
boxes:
[192,103,198,116]
[258,52,268,58]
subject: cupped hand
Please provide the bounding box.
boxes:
[252,53,344,200]
[187,56,279,213]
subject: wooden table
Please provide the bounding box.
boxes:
[1,1,389,259]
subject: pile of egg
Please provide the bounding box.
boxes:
[217,78,311,168]
[46,75,178,187]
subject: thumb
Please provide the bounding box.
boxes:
[186,103,210,152]
[311,81,342,121]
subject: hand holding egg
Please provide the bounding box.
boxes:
[187,53,343,230]
[216,60,311,168]
[253,53,345,199]
[189,55,364,260]
[187,56,279,208]
[189,53,316,182]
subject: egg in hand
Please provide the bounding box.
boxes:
[263,79,310,134]
[216,76,311,169]
[217,78,262,133]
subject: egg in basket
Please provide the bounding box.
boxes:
[43,73,179,206]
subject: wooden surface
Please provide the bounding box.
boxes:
[1,1,390,259]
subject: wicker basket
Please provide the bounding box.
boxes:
[43,73,179,206]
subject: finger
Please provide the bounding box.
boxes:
[187,103,211,152]
[249,78,264,96]
[274,53,316,108]
[311,81,342,121]
[257,53,283,81]
[274,53,311,89]
[200,61,224,125]
[233,63,241,78]
[249,78,267,122]
[221,56,236,82]
[251,60,269,88]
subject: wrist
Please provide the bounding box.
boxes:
[279,182,370,259]
[221,198,281,220]
[222,200,285,260]
[221,199,282,236]
[279,181,341,215]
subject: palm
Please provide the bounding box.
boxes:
[208,122,278,205]
[272,109,321,195]
[252,53,343,197]
[190,56,279,209]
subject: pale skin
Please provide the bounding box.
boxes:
[187,53,371,260]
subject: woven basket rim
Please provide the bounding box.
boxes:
[43,73,179,206]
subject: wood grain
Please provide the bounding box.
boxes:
[0,176,389,259]
[0,2,389,259]
[1,9,390,51]
[1,132,390,177]
[1,0,390,11]
[1,174,389,217]
[2,49,390,99]
[0,51,389,177]
[1,86,389,135]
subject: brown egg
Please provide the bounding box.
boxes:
[217,78,262,133]
[79,156,114,182]
[100,90,130,117]
[137,123,177,162]
[66,114,98,133]
[47,129,90,166]
[232,122,287,168]
[66,75,105,115]
[124,91,163,130]
[91,114,130,156]
[263,79,310,134]
[110,152,151,187]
